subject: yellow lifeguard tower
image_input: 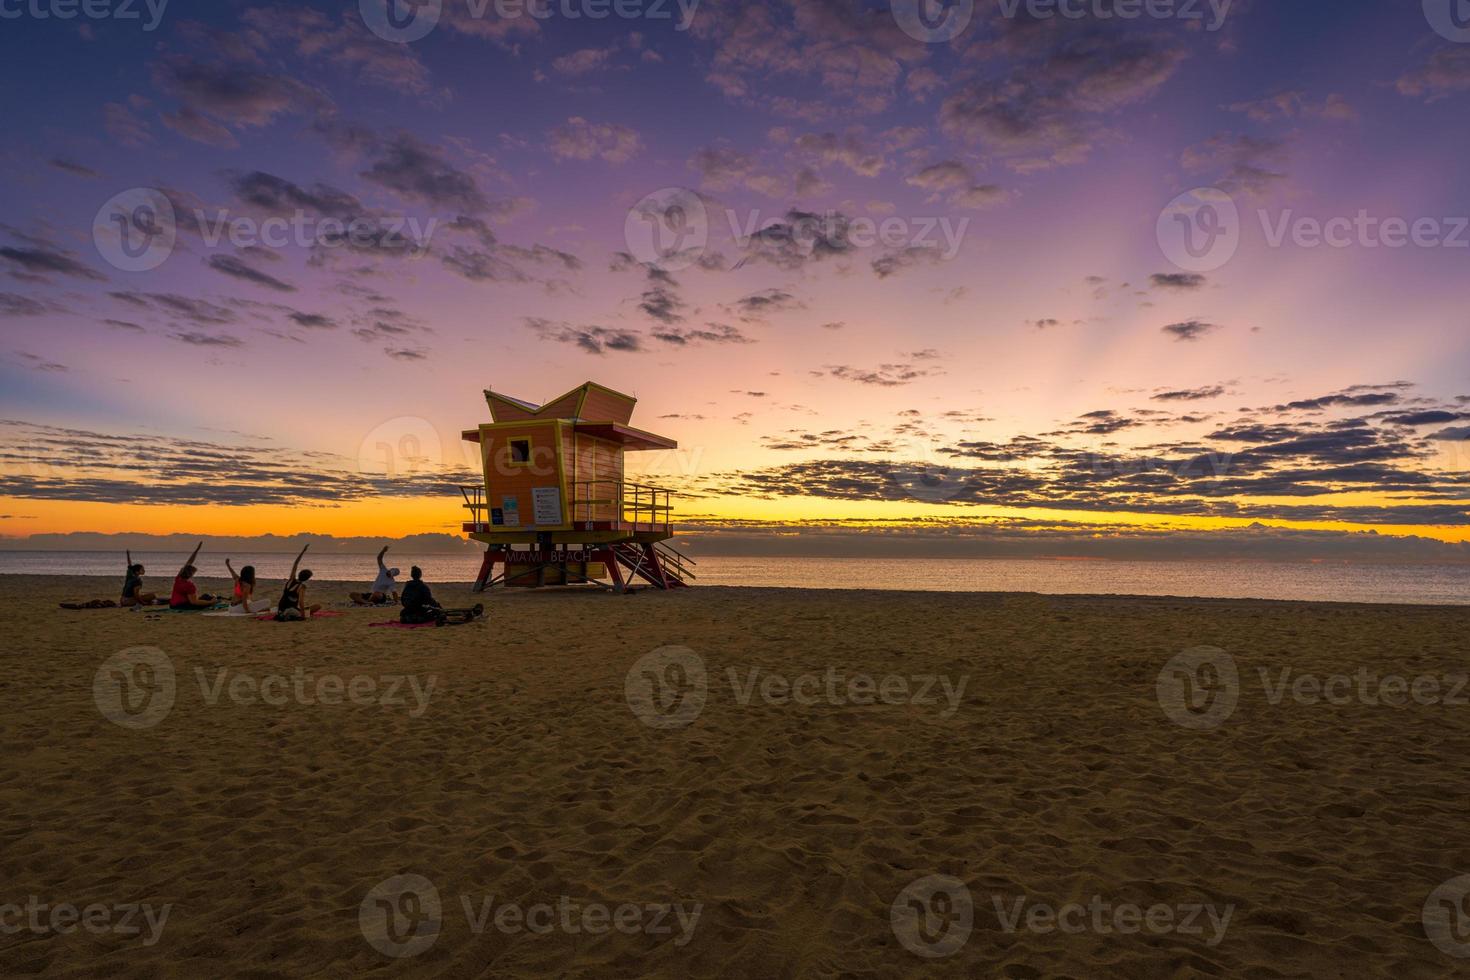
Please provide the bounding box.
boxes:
[458,381,694,592]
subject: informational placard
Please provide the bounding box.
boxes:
[500,496,521,526]
[490,507,504,526]
[532,486,562,525]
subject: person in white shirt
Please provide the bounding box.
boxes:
[350,546,401,605]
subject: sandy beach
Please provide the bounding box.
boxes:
[3,573,1469,977]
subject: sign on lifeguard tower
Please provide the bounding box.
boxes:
[457,381,693,592]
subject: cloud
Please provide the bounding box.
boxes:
[1162,320,1221,342]
[821,360,940,387]
[549,118,641,164]
[905,160,1011,209]
[360,133,491,214]
[689,144,783,195]
[0,293,50,317]
[109,291,237,326]
[792,131,885,176]
[0,420,477,509]
[1181,133,1288,196]
[871,245,945,279]
[651,323,753,346]
[227,170,361,220]
[1397,47,1470,101]
[552,45,618,75]
[525,317,644,355]
[691,0,923,117]
[286,311,336,329]
[240,6,433,94]
[1153,385,1227,402]
[48,158,99,178]
[13,352,67,372]
[151,55,326,138]
[0,245,105,281]
[103,100,151,146]
[1226,90,1357,123]
[1150,272,1207,291]
[206,255,296,292]
[941,30,1186,170]
[172,331,243,347]
[727,288,803,322]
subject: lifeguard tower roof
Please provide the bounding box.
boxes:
[465,381,675,451]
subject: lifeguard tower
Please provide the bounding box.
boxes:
[458,381,694,592]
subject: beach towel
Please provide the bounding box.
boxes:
[253,610,345,622]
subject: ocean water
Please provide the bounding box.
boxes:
[3,551,1469,605]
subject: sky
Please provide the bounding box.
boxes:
[0,0,1468,559]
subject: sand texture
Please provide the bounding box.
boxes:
[2,574,1469,977]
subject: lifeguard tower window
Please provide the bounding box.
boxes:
[509,439,531,464]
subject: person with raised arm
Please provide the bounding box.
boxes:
[225,559,263,614]
[351,545,400,606]
[170,541,216,610]
[275,543,321,621]
[121,549,156,606]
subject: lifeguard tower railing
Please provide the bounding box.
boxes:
[458,480,677,535]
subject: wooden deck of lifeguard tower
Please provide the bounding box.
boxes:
[458,381,694,592]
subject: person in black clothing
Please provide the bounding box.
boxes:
[399,566,446,626]
[275,544,321,621]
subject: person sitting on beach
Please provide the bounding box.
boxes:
[170,542,217,610]
[275,544,322,621]
[60,549,159,608]
[121,550,156,606]
[225,559,263,614]
[350,546,400,606]
[60,549,158,608]
[399,566,447,626]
